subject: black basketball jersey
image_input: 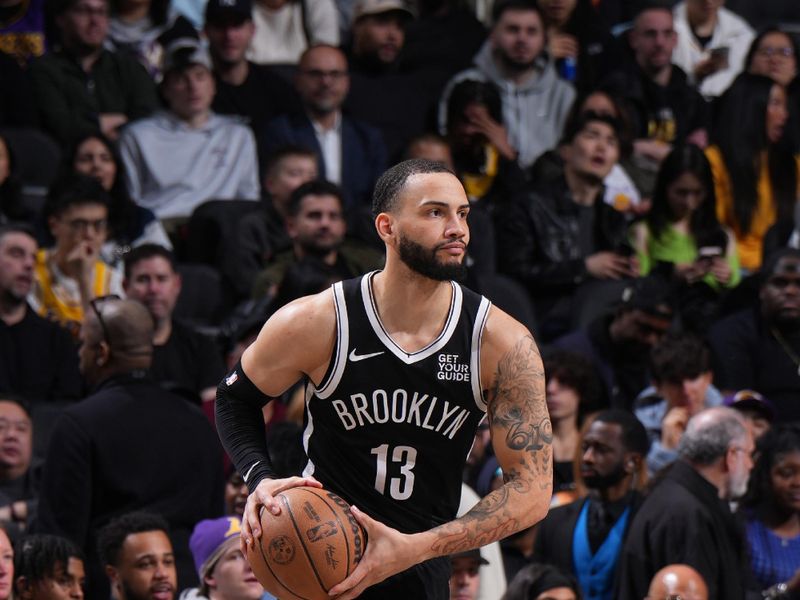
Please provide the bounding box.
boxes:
[302,271,492,534]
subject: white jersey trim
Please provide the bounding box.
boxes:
[301,384,316,478]
[470,297,491,412]
[361,271,463,365]
[314,282,349,399]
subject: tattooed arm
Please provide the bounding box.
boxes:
[329,308,551,599]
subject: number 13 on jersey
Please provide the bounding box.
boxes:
[371,444,417,500]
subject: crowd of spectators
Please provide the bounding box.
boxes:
[1,0,800,597]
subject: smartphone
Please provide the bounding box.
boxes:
[698,246,723,265]
[710,46,730,62]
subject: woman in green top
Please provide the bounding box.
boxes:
[630,144,740,292]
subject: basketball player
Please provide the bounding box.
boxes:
[216,159,552,599]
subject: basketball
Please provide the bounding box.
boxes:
[246,486,367,600]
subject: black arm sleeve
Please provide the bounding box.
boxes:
[215,361,276,493]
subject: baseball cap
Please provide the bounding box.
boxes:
[189,516,243,577]
[162,38,212,74]
[352,0,414,23]
[450,548,489,565]
[724,389,775,422]
[620,275,675,320]
[205,0,252,23]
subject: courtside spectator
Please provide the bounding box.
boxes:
[553,275,674,409]
[123,244,226,404]
[724,389,774,440]
[222,146,318,300]
[14,534,85,599]
[604,3,709,170]
[260,45,387,213]
[0,396,40,532]
[246,0,339,65]
[439,0,575,169]
[533,410,649,600]
[251,180,383,299]
[29,176,123,338]
[742,425,800,596]
[448,548,487,600]
[645,564,708,600]
[746,27,798,89]
[184,517,266,600]
[66,133,171,268]
[0,224,81,402]
[204,0,298,134]
[97,512,176,600]
[496,112,631,340]
[671,0,753,98]
[618,407,755,599]
[706,73,798,272]
[119,38,260,221]
[29,0,158,144]
[709,249,800,421]
[634,333,723,474]
[538,0,622,91]
[35,299,224,597]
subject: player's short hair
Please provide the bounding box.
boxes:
[287,180,345,218]
[372,158,455,216]
[649,333,711,384]
[16,534,84,586]
[123,244,177,280]
[97,512,170,567]
[491,0,541,25]
[262,145,317,178]
[593,409,650,456]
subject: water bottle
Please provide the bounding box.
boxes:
[559,56,577,82]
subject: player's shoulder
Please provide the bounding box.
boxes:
[481,304,536,354]
[268,287,337,334]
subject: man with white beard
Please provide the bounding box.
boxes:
[617,406,754,599]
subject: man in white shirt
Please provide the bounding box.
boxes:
[672,0,754,98]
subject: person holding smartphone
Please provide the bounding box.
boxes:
[672,0,754,98]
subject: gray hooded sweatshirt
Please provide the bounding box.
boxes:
[438,41,576,169]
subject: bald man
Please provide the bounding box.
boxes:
[33,298,225,600]
[646,564,708,600]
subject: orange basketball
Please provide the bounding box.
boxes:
[246,486,367,600]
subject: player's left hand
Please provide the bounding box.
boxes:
[328,506,419,599]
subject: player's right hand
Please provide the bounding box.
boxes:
[241,476,322,552]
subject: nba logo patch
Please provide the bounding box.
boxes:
[225,371,238,386]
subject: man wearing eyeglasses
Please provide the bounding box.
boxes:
[29,175,124,339]
[33,297,224,599]
[260,44,387,218]
[617,406,755,599]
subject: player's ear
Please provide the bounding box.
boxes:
[375,212,393,241]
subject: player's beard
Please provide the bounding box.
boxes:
[398,235,467,282]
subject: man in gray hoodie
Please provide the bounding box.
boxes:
[438,0,575,169]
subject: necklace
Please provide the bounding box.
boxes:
[771,327,800,376]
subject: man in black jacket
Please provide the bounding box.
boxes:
[496,111,634,340]
[533,409,649,600]
[33,298,224,599]
[617,406,755,599]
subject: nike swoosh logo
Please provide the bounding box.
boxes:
[349,349,385,362]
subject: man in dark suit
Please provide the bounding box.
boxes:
[259,45,387,222]
[33,298,224,599]
[533,409,650,600]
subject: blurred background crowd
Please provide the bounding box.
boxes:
[1,0,800,597]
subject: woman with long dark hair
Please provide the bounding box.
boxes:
[746,27,799,88]
[65,133,171,267]
[742,424,800,593]
[631,144,739,290]
[706,72,798,272]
